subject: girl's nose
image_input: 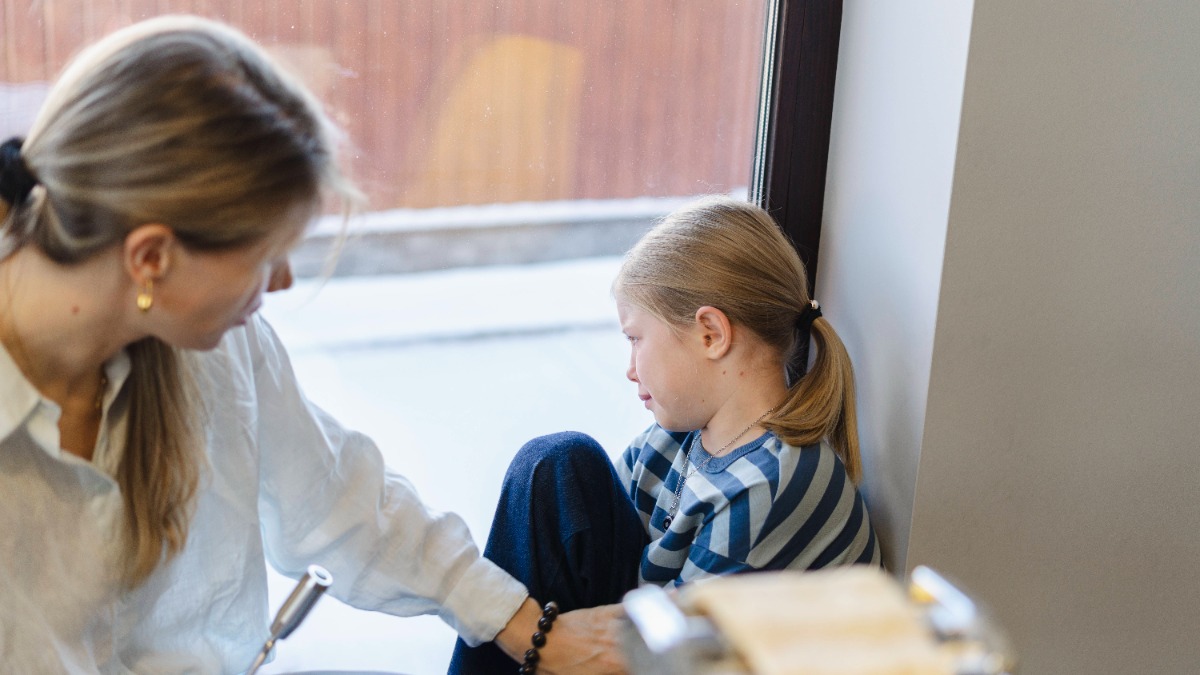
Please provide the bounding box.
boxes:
[626,357,638,383]
[267,259,294,293]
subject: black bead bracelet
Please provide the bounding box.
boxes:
[519,601,559,674]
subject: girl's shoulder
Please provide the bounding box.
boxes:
[625,423,690,459]
[716,434,845,488]
[620,424,691,481]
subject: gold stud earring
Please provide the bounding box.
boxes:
[136,279,154,312]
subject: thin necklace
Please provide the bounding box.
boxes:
[663,407,775,528]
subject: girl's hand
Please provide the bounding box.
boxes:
[495,598,628,674]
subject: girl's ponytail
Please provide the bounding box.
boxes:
[766,314,861,483]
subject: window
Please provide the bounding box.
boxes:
[1,1,842,671]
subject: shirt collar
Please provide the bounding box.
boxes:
[0,341,132,452]
[93,349,131,475]
[101,348,132,410]
[0,340,42,445]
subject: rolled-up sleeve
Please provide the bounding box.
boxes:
[246,315,527,645]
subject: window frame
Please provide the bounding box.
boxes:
[752,0,844,295]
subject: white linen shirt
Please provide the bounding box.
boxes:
[0,313,527,673]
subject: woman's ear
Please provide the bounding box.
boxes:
[123,224,177,284]
[694,305,733,359]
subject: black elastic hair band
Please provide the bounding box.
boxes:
[0,137,38,206]
[796,300,822,332]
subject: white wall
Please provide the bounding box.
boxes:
[819,0,974,571]
[823,1,1200,672]
[909,1,1200,672]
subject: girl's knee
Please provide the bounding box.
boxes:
[508,431,608,482]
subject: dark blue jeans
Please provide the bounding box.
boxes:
[447,431,648,674]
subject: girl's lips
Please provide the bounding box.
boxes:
[639,394,652,408]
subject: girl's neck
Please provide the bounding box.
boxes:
[698,347,790,457]
[0,246,132,400]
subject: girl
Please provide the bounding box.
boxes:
[0,16,618,674]
[451,195,879,673]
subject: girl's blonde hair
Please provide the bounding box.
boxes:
[0,15,359,586]
[613,195,862,482]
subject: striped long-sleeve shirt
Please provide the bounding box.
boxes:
[617,424,879,586]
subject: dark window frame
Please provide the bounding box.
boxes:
[751,0,844,295]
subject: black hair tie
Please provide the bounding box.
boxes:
[0,137,38,206]
[796,300,822,332]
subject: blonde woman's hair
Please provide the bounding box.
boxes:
[613,195,862,482]
[0,15,360,586]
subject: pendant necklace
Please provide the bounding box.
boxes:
[663,407,775,528]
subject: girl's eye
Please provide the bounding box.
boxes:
[625,335,638,344]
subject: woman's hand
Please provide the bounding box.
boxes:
[495,598,628,674]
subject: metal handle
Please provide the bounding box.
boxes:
[245,564,333,675]
[271,564,333,640]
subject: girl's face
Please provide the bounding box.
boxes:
[617,300,712,432]
[153,219,304,350]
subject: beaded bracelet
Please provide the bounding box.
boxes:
[518,601,559,674]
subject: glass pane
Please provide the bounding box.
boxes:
[1,2,768,671]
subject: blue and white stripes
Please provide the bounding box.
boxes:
[617,424,879,587]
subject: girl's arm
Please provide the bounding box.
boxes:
[673,442,877,585]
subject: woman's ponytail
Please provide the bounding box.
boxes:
[120,338,202,587]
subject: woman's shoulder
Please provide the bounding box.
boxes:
[194,314,283,369]
[189,314,289,401]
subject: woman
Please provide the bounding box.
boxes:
[0,15,619,674]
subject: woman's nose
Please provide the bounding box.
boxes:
[267,259,294,293]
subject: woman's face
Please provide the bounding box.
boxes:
[617,300,712,432]
[152,219,304,350]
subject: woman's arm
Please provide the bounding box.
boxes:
[495,598,628,674]
[244,315,528,644]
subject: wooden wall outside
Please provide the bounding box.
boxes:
[1,0,766,210]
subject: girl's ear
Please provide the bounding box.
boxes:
[123,224,177,285]
[695,305,733,359]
